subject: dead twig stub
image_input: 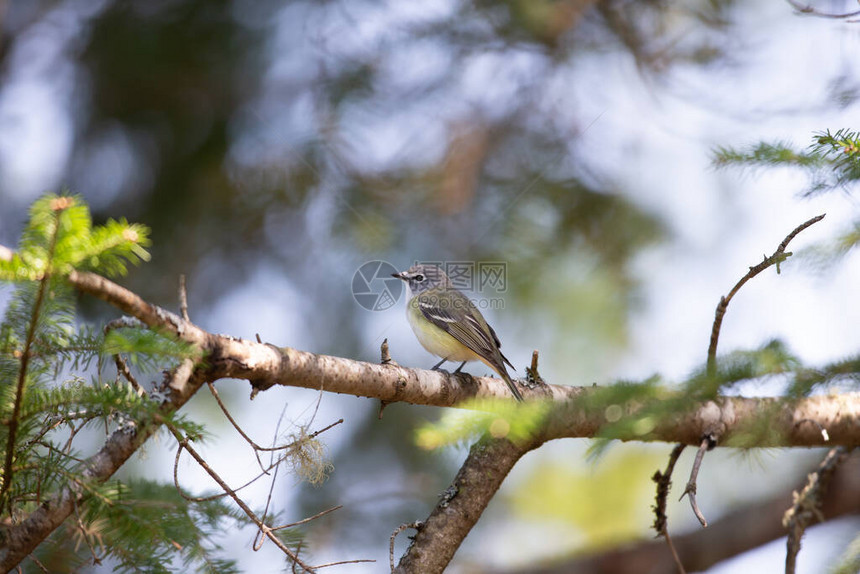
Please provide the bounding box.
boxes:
[680,437,715,528]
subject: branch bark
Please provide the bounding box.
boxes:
[2,258,860,570]
[499,452,860,574]
[394,434,541,574]
[68,267,860,449]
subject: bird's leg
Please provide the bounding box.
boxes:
[453,361,467,374]
[431,358,448,371]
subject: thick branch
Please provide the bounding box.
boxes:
[394,434,540,574]
[2,256,860,570]
[32,268,860,450]
[70,274,860,447]
[80,310,860,448]
[500,453,860,574]
[67,270,211,348]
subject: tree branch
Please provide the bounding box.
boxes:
[394,433,541,573]
[1,208,62,510]
[66,269,860,448]
[681,437,713,527]
[2,249,860,570]
[652,444,686,573]
[500,452,860,574]
[785,0,860,19]
[784,446,851,574]
[708,214,825,375]
[0,319,209,570]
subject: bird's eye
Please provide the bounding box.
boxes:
[414,274,425,282]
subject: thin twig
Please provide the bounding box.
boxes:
[114,354,143,395]
[72,497,103,565]
[314,558,376,569]
[31,440,85,464]
[24,416,68,453]
[783,446,851,574]
[681,438,712,527]
[785,0,860,19]
[273,505,343,531]
[290,541,304,574]
[663,532,684,574]
[27,555,49,573]
[60,419,92,455]
[254,404,289,551]
[207,383,340,454]
[103,317,147,396]
[651,444,686,535]
[165,423,317,573]
[707,214,825,375]
[173,444,281,503]
[653,444,687,574]
[390,522,424,572]
[304,419,343,441]
[653,444,686,533]
[178,274,190,322]
[27,554,51,574]
[253,450,282,552]
[172,419,343,503]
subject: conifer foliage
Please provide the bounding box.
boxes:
[0,195,241,572]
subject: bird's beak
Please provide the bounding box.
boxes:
[392,271,407,280]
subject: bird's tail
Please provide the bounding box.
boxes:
[494,362,524,402]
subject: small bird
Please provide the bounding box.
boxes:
[392,264,524,401]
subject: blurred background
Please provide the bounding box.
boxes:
[1,0,859,572]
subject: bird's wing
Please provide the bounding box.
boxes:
[417,290,500,366]
[418,289,523,401]
[486,322,516,371]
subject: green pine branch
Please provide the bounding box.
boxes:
[103,327,202,372]
[0,194,150,283]
[0,193,249,571]
[713,129,860,194]
[45,480,250,573]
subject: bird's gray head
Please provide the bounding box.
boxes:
[392,264,450,295]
